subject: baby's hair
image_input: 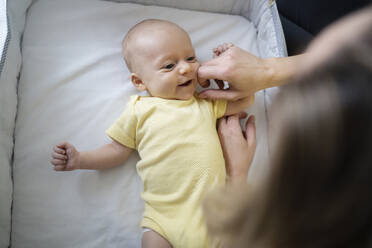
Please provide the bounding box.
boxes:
[122,19,186,73]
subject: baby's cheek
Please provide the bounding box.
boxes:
[193,62,200,75]
[159,79,174,93]
[195,62,200,69]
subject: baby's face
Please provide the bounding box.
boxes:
[130,25,199,100]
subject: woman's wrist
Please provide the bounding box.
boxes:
[262,55,305,89]
[261,57,277,90]
[262,57,289,88]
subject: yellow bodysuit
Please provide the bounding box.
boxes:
[106,94,227,248]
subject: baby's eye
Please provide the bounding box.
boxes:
[163,63,175,70]
[187,56,196,62]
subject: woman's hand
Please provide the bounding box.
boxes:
[198,43,303,100]
[198,44,272,100]
[218,113,256,184]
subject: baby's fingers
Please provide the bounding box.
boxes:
[53,146,66,155]
[214,43,233,57]
[199,79,211,88]
[51,158,66,166]
[52,152,68,160]
[213,44,225,57]
[54,165,67,171]
[215,79,225,90]
[223,43,233,52]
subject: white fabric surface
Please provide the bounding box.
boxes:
[0,1,32,247]
[0,0,7,61]
[12,0,284,247]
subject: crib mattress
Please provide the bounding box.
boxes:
[12,0,283,247]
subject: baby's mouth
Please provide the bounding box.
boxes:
[178,79,193,87]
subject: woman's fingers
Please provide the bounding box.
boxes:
[217,116,227,131]
[225,113,240,125]
[219,113,247,139]
[198,56,228,81]
[218,113,253,184]
[245,115,257,154]
[198,65,224,82]
[226,113,248,131]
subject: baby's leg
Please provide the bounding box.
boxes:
[142,230,172,248]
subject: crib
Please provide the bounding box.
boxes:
[0,0,286,247]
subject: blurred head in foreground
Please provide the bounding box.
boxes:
[204,5,372,248]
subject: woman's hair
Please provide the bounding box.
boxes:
[204,6,372,248]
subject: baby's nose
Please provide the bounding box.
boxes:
[179,61,191,74]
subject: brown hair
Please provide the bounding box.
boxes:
[204,6,372,248]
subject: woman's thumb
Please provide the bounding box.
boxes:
[199,89,241,101]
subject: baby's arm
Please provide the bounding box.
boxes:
[51,140,133,171]
[224,95,254,116]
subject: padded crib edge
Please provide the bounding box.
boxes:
[0,1,13,247]
[103,0,287,59]
[0,0,33,247]
[103,0,249,16]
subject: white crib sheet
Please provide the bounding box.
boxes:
[13,0,276,247]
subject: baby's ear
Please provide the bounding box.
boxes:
[130,73,147,91]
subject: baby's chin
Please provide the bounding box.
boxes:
[149,85,196,100]
[175,81,197,100]
[177,88,196,100]
[149,92,194,100]
[177,94,194,100]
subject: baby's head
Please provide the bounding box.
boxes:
[122,19,199,100]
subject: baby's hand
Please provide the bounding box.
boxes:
[51,142,80,171]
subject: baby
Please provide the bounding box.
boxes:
[51,19,253,248]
